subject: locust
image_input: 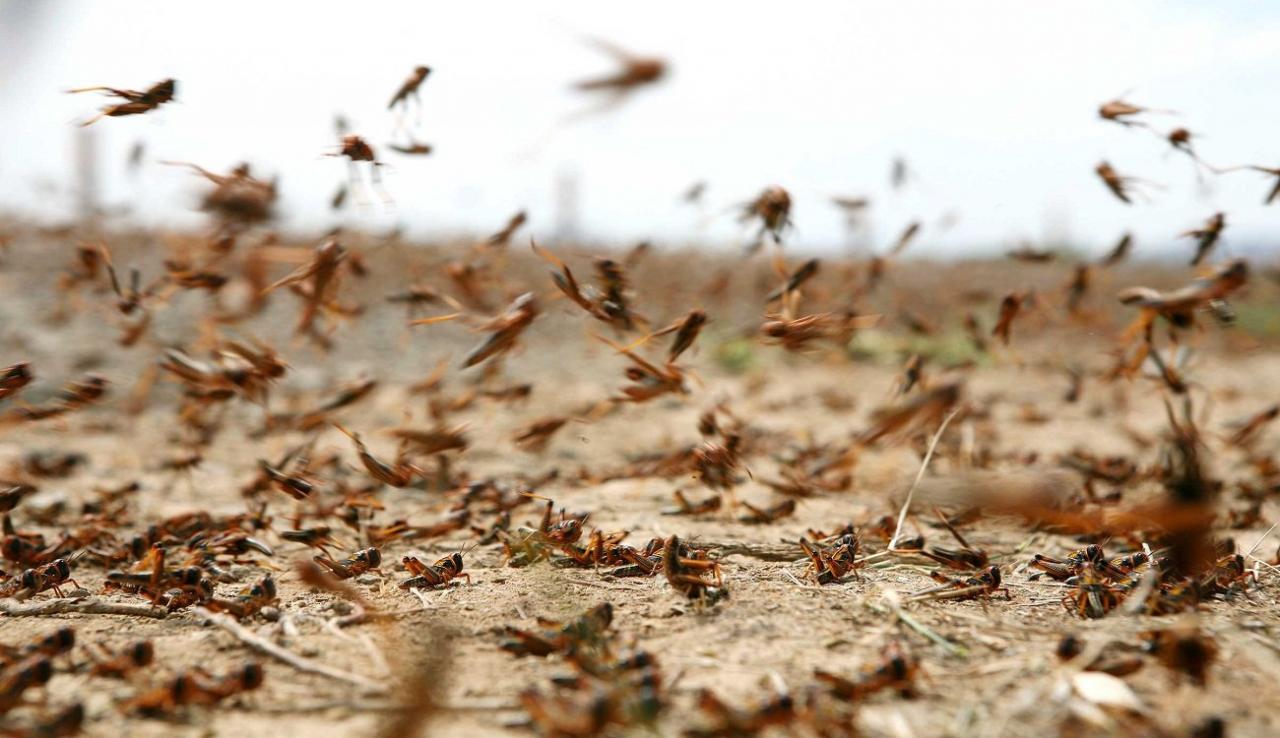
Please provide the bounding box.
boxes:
[1182,212,1226,266]
[1097,97,1173,128]
[399,551,471,590]
[908,565,1009,602]
[388,65,431,111]
[69,78,175,125]
[740,186,793,248]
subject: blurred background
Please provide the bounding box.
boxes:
[1,0,1278,258]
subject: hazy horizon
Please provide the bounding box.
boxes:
[3,1,1280,261]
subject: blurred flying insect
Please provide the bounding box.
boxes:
[650,309,707,363]
[56,243,104,300]
[387,424,470,455]
[262,237,347,336]
[256,451,315,500]
[0,363,33,404]
[1094,161,1147,204]
[435,292,537,369]
[386,285,457,323]
[97,244,165,344]
[4,374,109,424]
[513,416,572,453]
[763,308,872,353]
[599,334,689,403]
[890,156,912,190]
[328,135,391,204]
[126,140,146,172]
[1217,164,1280,205]
[1063,364,1085,403]
[163,260,229,294]
[992,290,1028,345]
[265,376,377,432]
[330,183,349,211]
[388,65,431,114]
[280,526,341,558]
[593,257,644,331]
[443,259,491,311]
[485,210,528,247]
[164,161,278,226]
[1007,245,1055,263]
[858,381,962,447]
[532,242,644,331]
[765,258,819,303]
[740,186,792,250]
[572,37,666,116]
[97,245,149,316]
[894,353,925,397]
[963,312,987,353]
[890,221,922,255]
[1182,212,1225,266]
[1100,232,1132,266]
[1097,97,1173,128]
[68,78,175,126]
[388,139,433,156]
[1065,264,1091,314]
[1163,128,1212,172]
[334,423,421,488]
[1224,404,1279,447]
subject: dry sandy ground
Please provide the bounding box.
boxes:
[0,223,1278,737]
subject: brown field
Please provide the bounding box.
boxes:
[1,221,1279,737]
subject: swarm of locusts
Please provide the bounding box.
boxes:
[0,50,1273,738]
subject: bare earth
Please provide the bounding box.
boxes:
[0,223,1278,737]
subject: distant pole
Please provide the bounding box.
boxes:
[842,212,873,258]
[553,167,580,243]
[74,125,100,219]
[842,216,861,256]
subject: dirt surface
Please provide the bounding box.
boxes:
[0,222,1278,737]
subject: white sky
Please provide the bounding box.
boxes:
[2,0,1279,258]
